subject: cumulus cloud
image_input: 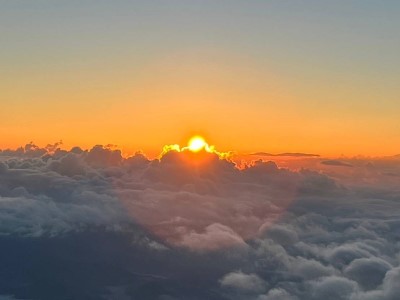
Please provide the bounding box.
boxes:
[344,257,392,289]
[258,288,298,300]
[0,144,400,299]
[382,267,400,299]
[309,276,358,300]
[220,271,267,293]
[178,223,248,251]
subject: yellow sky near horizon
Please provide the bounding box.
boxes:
[1,2,399,157]
[2,53,399,157]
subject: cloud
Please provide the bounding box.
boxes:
[0,144,400,299]
[260,224,299,246]
[321,160,353,167]
[178,223,247,251]
[258,288,299,300]
[309,276,358,300]
[381,266,400,300]
[344,257,392,289]
[220,271,267,293]
[251,152,320,157]
[291,257,336,280]
[0,296,22,300]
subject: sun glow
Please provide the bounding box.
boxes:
[160,135,232,160]
[188,136,207,152]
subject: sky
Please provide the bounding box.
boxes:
[1,3,400,298]
[1,1,400,156]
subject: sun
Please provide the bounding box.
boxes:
[187,136,207,152]
[160,135,231,159]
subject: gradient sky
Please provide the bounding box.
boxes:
[1,0,399,156]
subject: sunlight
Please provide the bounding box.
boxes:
[187,136,207,152]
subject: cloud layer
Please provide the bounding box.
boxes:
[0,143,399,299]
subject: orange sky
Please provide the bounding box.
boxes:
[1,2,399,157]
[2,54,399,157]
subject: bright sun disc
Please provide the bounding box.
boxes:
[188,136,207,152]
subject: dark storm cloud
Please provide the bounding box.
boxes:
[0,144,400,299]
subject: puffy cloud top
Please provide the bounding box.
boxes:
[0,144,400,299]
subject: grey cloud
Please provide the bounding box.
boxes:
[291,257,337,280]
[344,257,392,289]
[352,267,400,300]
[257,288,299,300]
[0,296,23,300]
[309,276,358,300]
[251,152,320,157]
[178,223,247,251]
[261,224,299,246]
[1,144,400,299]
[220,271,267,293]
[321,160,353,167]
[382,266,400,300]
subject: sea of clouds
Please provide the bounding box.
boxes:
[0,143,399,300]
